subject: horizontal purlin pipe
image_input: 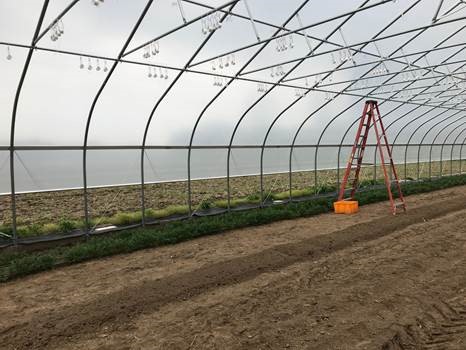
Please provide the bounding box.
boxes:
[182,0,455,80]
[189,0,400,68]
[2,43,465,103]
[197,13,466,71]
[284,42,466,83]
[318,58,466,90]
[0,143,456,151]
[4,40,465,92]
[123,0,238,57]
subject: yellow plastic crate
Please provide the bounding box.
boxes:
[334,200,359,214]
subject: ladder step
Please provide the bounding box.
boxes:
[350,160,373,165]
[394,202,405,208]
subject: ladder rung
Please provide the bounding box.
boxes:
[394,202,405,207]
[351,159,374,164]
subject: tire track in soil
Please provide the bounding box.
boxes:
[3,196,466,350]
[383,295,466,350]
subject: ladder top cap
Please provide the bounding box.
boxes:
[366,100,378,104]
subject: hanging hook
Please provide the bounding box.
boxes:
[6,46,12,60]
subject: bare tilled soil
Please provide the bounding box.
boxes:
[1,186,466,349]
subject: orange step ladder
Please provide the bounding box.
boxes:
[335,100,406,215]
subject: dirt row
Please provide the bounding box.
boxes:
[1,186,466,349]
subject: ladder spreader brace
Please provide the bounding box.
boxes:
[337,100,406,215]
